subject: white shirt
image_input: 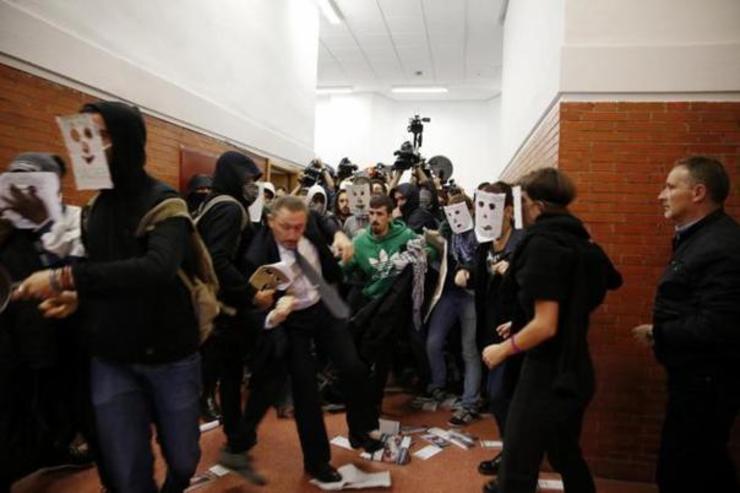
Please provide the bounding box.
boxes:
[265,236,322,328]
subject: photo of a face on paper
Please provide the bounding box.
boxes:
[56,113,112,190]
[443,202,473,234]
[348,182,371,216]
[475,191,505,242]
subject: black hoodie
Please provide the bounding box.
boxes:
[510,212,622,399]
[72,101,199,364]
[395,183,438,233]
[196,151,261,323]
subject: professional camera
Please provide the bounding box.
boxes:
[300,159,324,187]
[392,114,430,171]
[442,179,461,196]
[392,140,422,171]
[336,157,358,181]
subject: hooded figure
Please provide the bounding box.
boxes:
[186,174,213,214]
[394,183,438,233]
[306,184,328,215]
[67,101,202,492]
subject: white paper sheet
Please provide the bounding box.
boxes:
[512,185,523,229]
[413,445,443,460]
[348,182,371,216]
[0,172,62,229]
[56,114,112,190]
[379,419,400,436]
[443,202,473,234]
[309,464,391,490]
[330,435,354,451]
[248,182,264,222]
[474,191,506,242]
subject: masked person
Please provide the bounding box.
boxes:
[0,153,94,492]
[14,102,203,493]
[185,174,212,214]
[194,151,279,484]
[481,168,622,493]
[424,193,481,426]
[392,183,438,233]
[468,182,525,478]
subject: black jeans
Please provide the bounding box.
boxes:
[657,370,740,493]
[284,302,378,468]
[498,356,595,493]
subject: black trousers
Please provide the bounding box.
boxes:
[498,357,595,493]
[284,302,378,468]
[657,370,740,493]
[216,325,288,453]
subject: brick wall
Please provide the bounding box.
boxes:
[0,62,273,205]
[504,99,740,481]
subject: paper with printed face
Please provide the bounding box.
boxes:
[443,202,473,234]
[0,172,62,229]
[56,113,112,190]
[474,190,505,242]
[348,182,371,216]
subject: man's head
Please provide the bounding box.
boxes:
[518,168,575,226]
[336,190,350,216]
[393,190,407,210]
[371,180,387,196]
[368,194,394,237]
[659,156,729,225]
[80,102,146,191]
[268,195,308,250]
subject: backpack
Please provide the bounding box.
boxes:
[133,197,225,343]
[194,194,249,230]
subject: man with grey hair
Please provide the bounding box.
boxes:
[633,156,740,492]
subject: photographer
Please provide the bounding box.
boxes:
[292,159,335,197]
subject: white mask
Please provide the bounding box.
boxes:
[56,113,112,190]
[348,182,371,216]
[474,190,506,242]
[443,202,473,234]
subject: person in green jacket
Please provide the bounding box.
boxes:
[343,194,435,301]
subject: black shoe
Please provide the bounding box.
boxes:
[218,447,267,486]
[478,452,503,476]
[349,432,385,453]
[483,479,499,493]
[305,462,342,483]
[43,445,94,470]
[200,396,222,422]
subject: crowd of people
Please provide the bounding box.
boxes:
[0,100,737,493]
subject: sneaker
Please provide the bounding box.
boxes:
[448,408,480,427]
[218,447,267,486]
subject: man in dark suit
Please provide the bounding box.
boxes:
[243,196,382,484]
[633,156,740,493]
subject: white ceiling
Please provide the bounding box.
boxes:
[318,0,505,101]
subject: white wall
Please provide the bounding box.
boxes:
[499,0,565,168]
[0,0,319,165]
[314,94,502,193]
[561,0,740,93]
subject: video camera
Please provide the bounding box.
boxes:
[336,157,358,181]
[300,159,325,187]
[392,114,430,172]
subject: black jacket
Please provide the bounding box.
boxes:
[652,210,740,373]
[196,152,261,318]
[72,102,198,364]
[395,183,438,233]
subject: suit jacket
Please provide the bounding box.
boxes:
[243,211,343,311]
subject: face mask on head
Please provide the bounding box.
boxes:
[242,182,259,205]
[419,189,433,210]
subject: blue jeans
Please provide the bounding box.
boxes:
[426,287,481,409]
[90,353,202,493]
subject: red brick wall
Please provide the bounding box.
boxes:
[0,63,269,205]
[504,99,740,481]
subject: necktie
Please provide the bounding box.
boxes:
[293,248,350,320]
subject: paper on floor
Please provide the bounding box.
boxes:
[199,420,220,432]
[479,440,503,448]
[330,436,354,451]
[378,418,400,435]
[413,445,443,460]
[538,478,564,490]
[309,464,391,490]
